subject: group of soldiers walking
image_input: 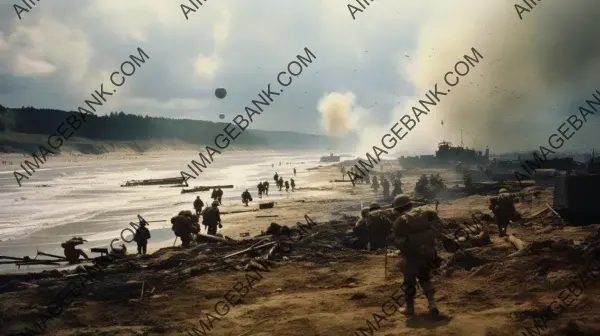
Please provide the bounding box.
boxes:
[345,184,519,316]
[349,194,442,316]
[210,188,224,205]
[370,174,403,200]
[273,172,296,192]
[172,199,223,247]
[414,174,446,198]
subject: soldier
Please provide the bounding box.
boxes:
[290,178,296,191]
[193,196,204,216]
[366,197,407,250]
[257,182,264,198]
[415,174,429,196]
[216,188,223,205]
[134,221,151,255]
[391,203,443,316]
[293,168,297,176]
[391,178,403,198]
[203,201,222,235]
[241,189,253,206]
[210,188,218,203]
[489,188,517,237]
[278,177,284,191]
[61,237,89,264]
[463,171,473,191]
[352,207,372,249]
[284,180,290,192]
[171,211,198,248]
[341,166,346,180]
[274,172,279,183]
[381,178,390,198]
[371,176,380,192]
[262,181,269,196]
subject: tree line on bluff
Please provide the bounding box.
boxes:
[0,105,328,150]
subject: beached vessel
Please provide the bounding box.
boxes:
[181,185,234,194]
[121,177,186,187]
[398,141,489,169]
[320,153,340,163]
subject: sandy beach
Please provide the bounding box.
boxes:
[1,152,599,336]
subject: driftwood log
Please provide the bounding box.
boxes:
[507,234,528,251]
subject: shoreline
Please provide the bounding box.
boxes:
[2,164,600,335]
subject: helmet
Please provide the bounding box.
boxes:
[369,202,381,211]
[212,201,219,207]
[360,207,370,218]
[499,188,509,194]
[392,194,412,209]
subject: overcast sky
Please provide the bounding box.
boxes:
[1,0,599,155]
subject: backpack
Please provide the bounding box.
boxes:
[397,208,438,260]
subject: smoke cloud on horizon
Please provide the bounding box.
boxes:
[318,0,600,156]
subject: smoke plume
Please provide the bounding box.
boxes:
[347,0,600,155]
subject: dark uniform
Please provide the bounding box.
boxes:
[257,183,264,198]
[61,237,89,264]
[278,177,284,191]
[293,168,297,176]
[489,189,517,237]
[274,172,279,183]
[216,188,223,205]
[290,178,296,191]
[193,196,204,216]
[415,174,429,195]
[284,180,290,192]
[171,210,200,248]
[242,189,252,206]
[391,178,403,198]
[392,205,441,316]
[134,222,151,255]
[262,181,269,196]
[371,176,380,192]
[203,201,222,235]
[381,178,390,198]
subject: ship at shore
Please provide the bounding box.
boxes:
[398,141,489,169]
[320,153,341,163]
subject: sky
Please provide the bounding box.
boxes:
[1,0,599,155]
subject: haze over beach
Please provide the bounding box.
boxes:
[1,0,600,336]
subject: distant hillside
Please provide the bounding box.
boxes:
[0,105,331,154]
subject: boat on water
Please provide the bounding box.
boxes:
[320,153,341,163]
[398,141,489,169]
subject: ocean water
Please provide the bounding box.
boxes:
[0,150,332,273]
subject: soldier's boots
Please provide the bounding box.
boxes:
[401,298,415,315]
[426,292,440,316]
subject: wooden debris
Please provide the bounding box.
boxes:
[122,177,186,187]
[36,251,66,260]
[256,215,279,218]
[195,233,235,244]
[333,179,353,182]
[259,202,275,210]
[222,241,277,259]
[181,185,234,194]
[506,234,528,251]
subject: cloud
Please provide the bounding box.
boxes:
[0,0,598,154]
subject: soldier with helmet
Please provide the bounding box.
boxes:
[366,196,408,250]
[391,197,443,316]
[203,200,223,235]
[489,188,518,237]
[171,210,200,248]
